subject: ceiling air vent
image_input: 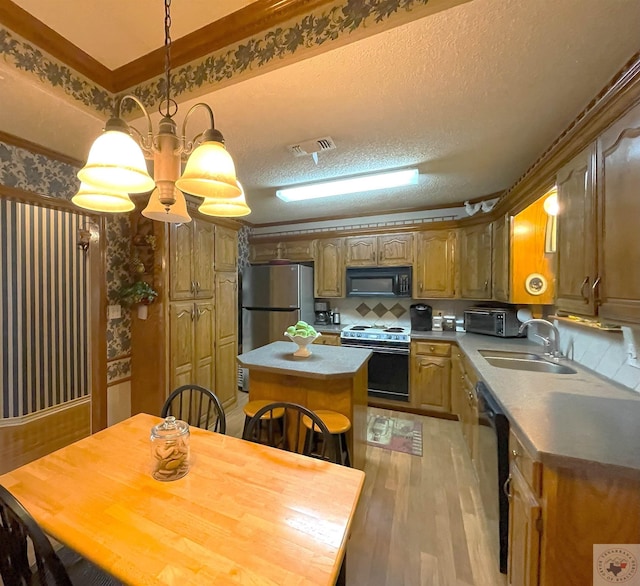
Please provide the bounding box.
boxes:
[287,136,336,158]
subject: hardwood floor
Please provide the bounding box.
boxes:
[225,393,506,586]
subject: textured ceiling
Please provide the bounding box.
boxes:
[1,0,639,225]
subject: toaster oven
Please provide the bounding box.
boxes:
[464,308,523,338]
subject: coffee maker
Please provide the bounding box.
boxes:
[410,303,433,331]
[314,301,330,325]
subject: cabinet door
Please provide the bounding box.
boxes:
[314,239,344,297]
[345,236,377,266]
[284,240,314,262]
[215,338,238,408]
[169,223,194,300]
[313,333,341,346]
[492,216,510,302]
[249,242,280,264]
[215,225,238,272]
[598,102,640,325]
[556,145,597,315]
[378,233,414,266]
[193,220,215,299]
[411,355,451,412]
[414,230,456,298]
[169,302,195,390]
[459,223,492,299]
[194,301,215,390]
[450,350,465,417]
[508,466,541,586]
[215,272,237,344]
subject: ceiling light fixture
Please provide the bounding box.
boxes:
[276,168,419,202]
[72,0,250,221]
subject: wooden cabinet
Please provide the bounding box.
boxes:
[345,233,414,266]
[414,230,457,298]
[314,238,344,298]
[169,220,215,300]
[597,101,640,325]
[492,215,510,302]
[214,225,238,272]
[249,239,314,263]
[507,429,542,586]
[214,272,238,407]
[555,145,597,315]
[169,300,215,391]
[313,333,341,346]
[459,223,492,299]
[410,341,451,413]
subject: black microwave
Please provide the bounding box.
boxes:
[346,267,412,297]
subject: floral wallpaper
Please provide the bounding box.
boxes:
[0,141,79,199]
[0,140,131,383]
[238,225,251,270]
[1,0,431,115]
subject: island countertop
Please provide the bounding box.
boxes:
[237,341,371,380]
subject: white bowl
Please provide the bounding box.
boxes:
[284,332,321,357]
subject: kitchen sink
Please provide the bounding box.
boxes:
[478,349,543,360]
[481,355,577,375]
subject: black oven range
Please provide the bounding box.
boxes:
[340,325,410,402]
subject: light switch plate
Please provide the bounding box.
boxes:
[107,304,122,320]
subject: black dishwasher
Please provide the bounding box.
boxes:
[476,381,510,574]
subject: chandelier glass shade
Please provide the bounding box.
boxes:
[71,181,135,213]
[72,0,250,221]
[198,181,251,217]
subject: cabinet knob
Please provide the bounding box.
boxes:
[430,345,435,352]
[511,449,520,460]
[484,279,488,291]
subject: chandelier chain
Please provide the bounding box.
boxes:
[162,0,172,117]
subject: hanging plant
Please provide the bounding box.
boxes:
[117,280,159,307]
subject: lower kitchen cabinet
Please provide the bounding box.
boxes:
[169,301,215,391]
[507,429,542,586]
[410,342,451,413]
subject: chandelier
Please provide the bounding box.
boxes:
[72,0,250,221]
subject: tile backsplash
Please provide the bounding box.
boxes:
[322,298,476,328]
[554,320,640,394]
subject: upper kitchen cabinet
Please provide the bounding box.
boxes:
[345,233,414,267]
[169,220,215,300]
[214,225,238,272]
[492,215,510,302]
[597,100,640,325]
[249,239,314,264]
[314,238,345,298]
[414,230,457,298]
[555,144,597,316]
[459,223,492,299]
[509,196,555,305]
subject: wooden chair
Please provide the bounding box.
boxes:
[161,384,226,433]
[242,402,340,464]
[242,399,285,437]
[0,484,122,585]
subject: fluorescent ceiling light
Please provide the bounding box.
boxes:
[276,168,419,202]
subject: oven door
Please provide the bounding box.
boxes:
[366,347,410,402]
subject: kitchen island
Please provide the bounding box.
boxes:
[237,341,371,469]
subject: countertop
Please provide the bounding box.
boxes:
[237,341,371,380]
[412,331,640,474]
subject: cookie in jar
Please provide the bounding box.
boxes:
[150,416,190,481]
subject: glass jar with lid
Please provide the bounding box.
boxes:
[150,415,190,481]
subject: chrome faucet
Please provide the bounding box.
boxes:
[518,319,561,359]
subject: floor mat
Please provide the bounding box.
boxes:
[366,414,423,456]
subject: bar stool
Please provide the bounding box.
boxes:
[302,410,352,467]
[242,399,285,437]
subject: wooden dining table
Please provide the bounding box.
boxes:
[0,413,365,585]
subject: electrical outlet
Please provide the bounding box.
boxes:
[107,304,122,320]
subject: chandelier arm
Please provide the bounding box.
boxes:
[117,94,155,152]
[180,103,219,154]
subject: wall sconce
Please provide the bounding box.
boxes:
[77,222,99,252]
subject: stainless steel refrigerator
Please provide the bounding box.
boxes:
[241,264,314,352]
